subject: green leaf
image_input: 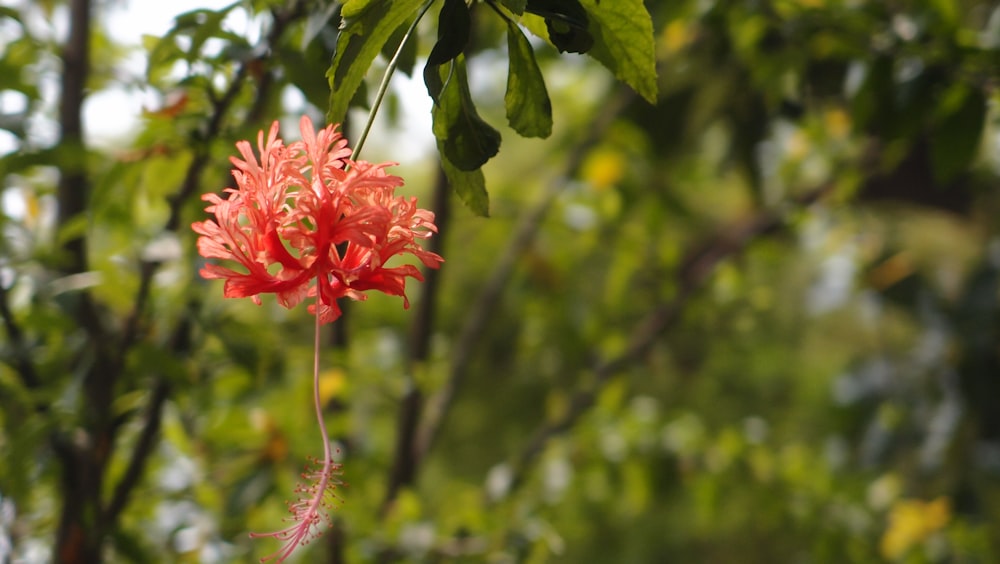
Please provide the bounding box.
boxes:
[280,42,335,110]
[381,16,418,77]
[426,0,470,66]
[172,4,239,59]
[500,0,527,15]
[341,0,375,18]
[526,0,593,53]
[429,56,502,171]
[326,0,424,125]
[0,369,33,413]
[505,22,552,138]
[144,3,241,82]
[579,0,658,103]
[930,85,985,183]
[441,154,490,217]
[0,6,23,23]
[423,56,446,104]
[849,56,894,132]
[0,146,82,178]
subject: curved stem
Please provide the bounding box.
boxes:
[350,0,436,161]
[250,289,335,562]
[314,290,332,465]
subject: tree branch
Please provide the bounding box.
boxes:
[409,165,450,365]
[103,377,170,525]
[55,0,91,276]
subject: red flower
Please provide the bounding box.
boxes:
[194,116,443,562]
[192,116,443,323]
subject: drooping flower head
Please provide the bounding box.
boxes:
[192,115,443,323]
[192,117,442,562]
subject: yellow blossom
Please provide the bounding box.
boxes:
[880,496,952,560]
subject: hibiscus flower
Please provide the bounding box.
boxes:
[192,116,442,562]
[192,115,443,324]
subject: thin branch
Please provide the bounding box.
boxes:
[380,165,451,516]
[413,85,636,463]
[409,165,451,365]
[103,377,171,525]
[503,182,837,493]
[350,0,436,161]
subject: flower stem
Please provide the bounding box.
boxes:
[350,0,436,161]
[314,291,331,465]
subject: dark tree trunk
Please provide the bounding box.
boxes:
[51,0,113,561]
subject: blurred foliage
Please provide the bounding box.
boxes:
[1,0,1000,562]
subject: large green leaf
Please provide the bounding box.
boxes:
[326,0,424,125]
[519,0,656,102]
[440,154,489,217]
[505,22,552,138]
[429,56,502,171]
[580,0,658,103]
